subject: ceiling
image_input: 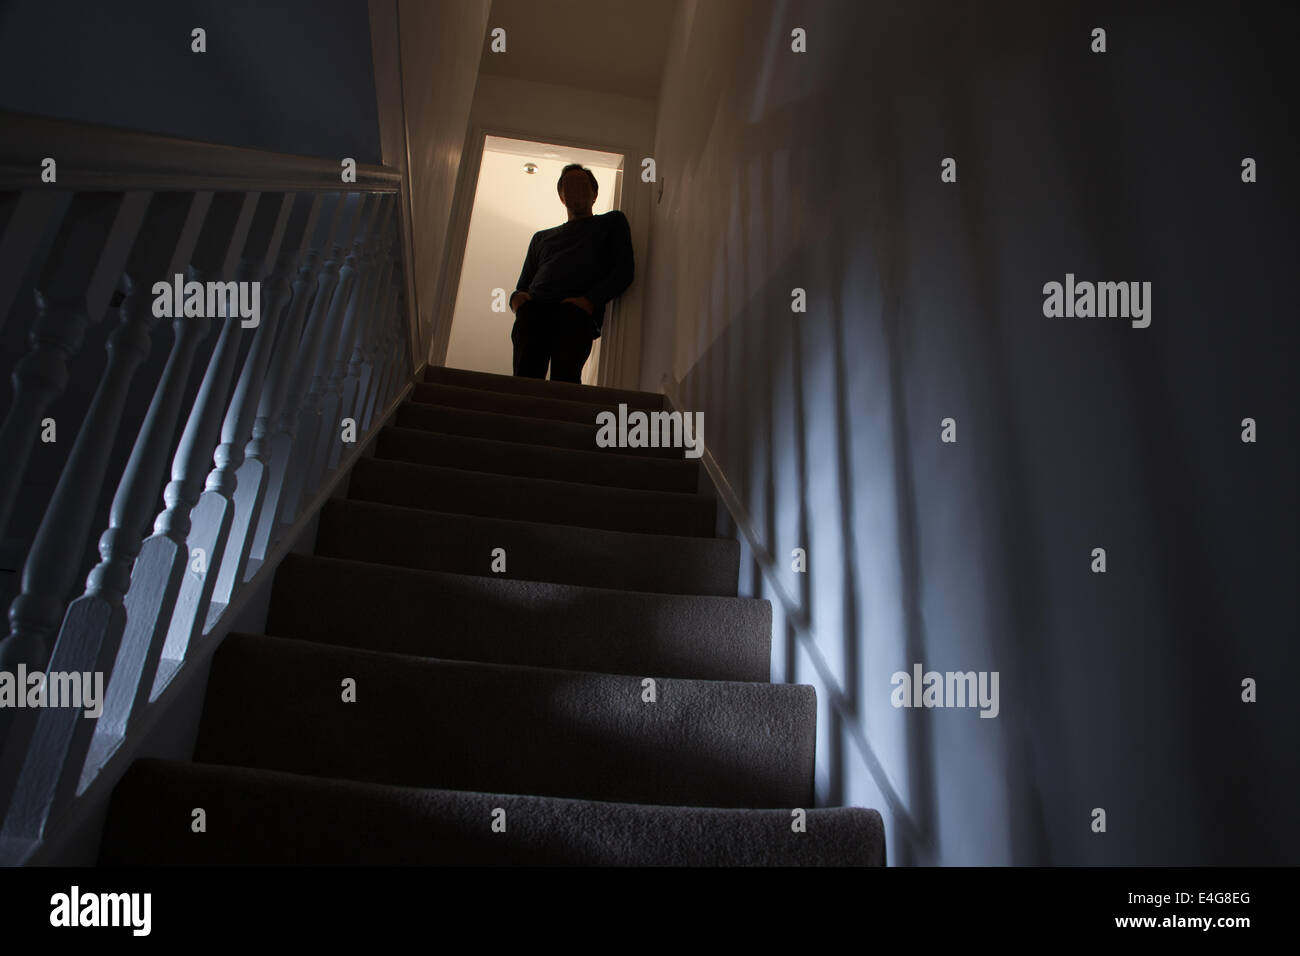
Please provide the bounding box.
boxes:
[479,0,676,101]
[485,134,624,169]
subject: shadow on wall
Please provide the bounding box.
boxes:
[653,0,1299,865]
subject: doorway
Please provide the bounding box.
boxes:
[444,135,624,385]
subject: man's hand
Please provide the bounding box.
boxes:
[510,291,533,313]
[561,295,595,316]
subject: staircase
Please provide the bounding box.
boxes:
[97,365,885,866]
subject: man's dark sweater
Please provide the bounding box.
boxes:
[513,210,634,339]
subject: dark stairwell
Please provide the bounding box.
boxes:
[97,365,886,865]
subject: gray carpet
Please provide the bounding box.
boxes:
[314,498,740,595]
[375,426,700,492]
[100,759,886,866]
[98,365,886,865]
[395,401,681,459]
[266,554,773,681]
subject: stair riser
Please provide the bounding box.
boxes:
[195,635,816,810]
[266,556,772,681]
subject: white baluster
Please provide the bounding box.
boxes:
[0,257,205,840]
[0,193,149,548]
[328,197,395,475]
[114,191,264,701]
[361,261,400,430]
[125,305,241,704]
[355,245,398,431]
[252,195,351,556]
[212,195,324,603]
[0,191,68,337]
[78,303,212,771]
[161,247,291,656]
[0,199,153,671]
[276,198,367,523]
[310,195,384,491]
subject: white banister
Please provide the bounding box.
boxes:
[329,197,395,476]
[161,198,300,662]
[251,194,351,561]
[356,247,398,431]
[67,197,216,785]
[211,194,325,607]
[274,194,367,528]
[0,109,415,862]
[95,193,259,738]
[0,242,199,838]
[0,193,135,561]
[313,194,385,490]
[0,191,68,338]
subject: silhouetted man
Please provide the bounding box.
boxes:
[508,163,634,383]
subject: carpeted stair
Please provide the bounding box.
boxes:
[97,364,886,866]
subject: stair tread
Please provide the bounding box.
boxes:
[99,758,885,866]
[347,456,715,538]
[425,365,665,411]
[93,361,892,866]
[396,400,684,459]
[315,497,740,596]
[375,425,699,493]
[413,380,666,428]
[195,633,816,809]
[267,553,771,681]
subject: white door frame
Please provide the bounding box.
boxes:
[427,123,648,390]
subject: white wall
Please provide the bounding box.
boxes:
[368,0,417,374]
[468,73,656,150]
[429,73,658,390]
[641,0,1298,865]
[445,151,618,378]
[381,0,493,365]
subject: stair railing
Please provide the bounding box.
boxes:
[0,111,415,863]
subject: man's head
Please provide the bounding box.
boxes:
[558,164,598,218]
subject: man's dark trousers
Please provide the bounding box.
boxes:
[511,299,595,383]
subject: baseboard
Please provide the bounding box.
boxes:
[662,371,925,865]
